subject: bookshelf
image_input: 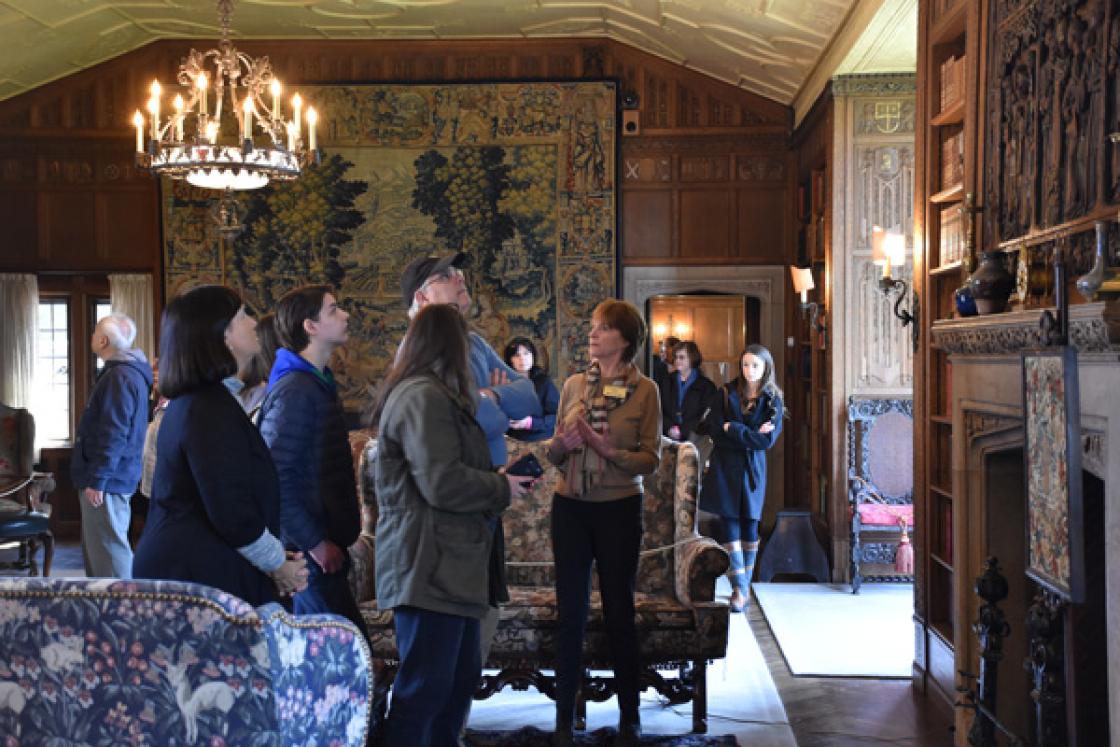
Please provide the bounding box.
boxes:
[915,0,983,707]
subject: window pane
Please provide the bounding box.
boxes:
[35,299,71,443]
[93,299,112,374]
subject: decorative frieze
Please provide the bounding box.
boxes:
[831,73,917,97]
[965,411,1021,442]
[931,301,1120,354]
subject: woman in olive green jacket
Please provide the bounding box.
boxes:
[370,303,529,746]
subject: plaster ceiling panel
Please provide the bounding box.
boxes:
[0,0,868,103]
[835,0,916,74]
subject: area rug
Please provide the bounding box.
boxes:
[752,582,913,677]
[465,726,737,746]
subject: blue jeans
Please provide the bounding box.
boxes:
[293,554,369,639]
[385,606,481,746]
[80,491,133,578]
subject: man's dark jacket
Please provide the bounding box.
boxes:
[258,348,359,553]
[71,349,153,494]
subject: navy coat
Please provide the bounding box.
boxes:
[259,349,360,554]
[508,370,561,442]
[699,385,783,521]
[660,370,717,439]
[71,350,153,494]
[133,383,281,606]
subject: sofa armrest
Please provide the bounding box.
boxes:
[674,536,729,607]
[347,534,376,604]
[258,605,373,747]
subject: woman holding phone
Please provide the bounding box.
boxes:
[370,303,531,746]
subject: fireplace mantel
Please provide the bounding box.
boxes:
[930,300,1120,355]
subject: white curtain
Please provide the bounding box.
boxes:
[108,273,155,360]
[0,274,38,409]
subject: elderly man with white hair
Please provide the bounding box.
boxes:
[71,312,153,578]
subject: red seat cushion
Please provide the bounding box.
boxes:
[857,503,914,527]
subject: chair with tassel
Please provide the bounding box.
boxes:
[846,397,914,594]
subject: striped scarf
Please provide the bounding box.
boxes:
[565,361,640,496]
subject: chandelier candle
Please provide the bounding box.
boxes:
[132,0,319,192]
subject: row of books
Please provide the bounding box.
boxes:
[941,131,964,190]
[940,208,964,266]
[939,55,966,113]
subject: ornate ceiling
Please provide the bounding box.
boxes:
[0,0,909,105]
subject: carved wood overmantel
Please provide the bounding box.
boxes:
[930,301,1120,354]
[984,0,1120,276]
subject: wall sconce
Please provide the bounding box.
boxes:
[790,265,826,338]
[652,314,691,343]
[871,225,919,352]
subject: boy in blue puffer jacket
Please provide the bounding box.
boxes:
[259,285,366,636]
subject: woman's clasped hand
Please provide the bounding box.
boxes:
[269,551,310,597]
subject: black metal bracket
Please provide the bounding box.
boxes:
[878,277,920,352]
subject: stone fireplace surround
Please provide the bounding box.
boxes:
[931,300,1120,744]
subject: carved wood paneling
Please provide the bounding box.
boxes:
[852,258,915,389]
[0,38,794,272]
[985,0,1115,249]
[855,143,915,243]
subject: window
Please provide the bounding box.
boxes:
[35,299,71,444]
[33,275,110,444]
[92,299,111,381]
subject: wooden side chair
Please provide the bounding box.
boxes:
[847,397,914,594]
[0,403,55,576]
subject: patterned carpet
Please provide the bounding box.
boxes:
[465,726,737,746]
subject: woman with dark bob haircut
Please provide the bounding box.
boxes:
[133,285,307,605]
[546,298,661,745]
[502,336,560,442]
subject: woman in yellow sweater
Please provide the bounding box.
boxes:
[547,298,662,746]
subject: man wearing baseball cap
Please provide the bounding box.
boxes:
[400,250,540,729]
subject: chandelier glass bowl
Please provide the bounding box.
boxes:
[132,0,318,191]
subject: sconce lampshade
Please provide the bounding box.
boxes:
[884,232,907,269]
[871,225,887,267]
[790,266,815,295]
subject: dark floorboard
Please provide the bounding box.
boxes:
[746,593,956,746]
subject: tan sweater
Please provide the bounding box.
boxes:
[546,372,662,502]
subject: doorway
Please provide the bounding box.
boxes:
[647,293,761,387]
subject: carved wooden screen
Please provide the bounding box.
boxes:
[984,0,1119,273]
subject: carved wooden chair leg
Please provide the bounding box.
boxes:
[850,516,862,594]
[691,658,708,733]
[39,532,53,577]
[26,538,39,577]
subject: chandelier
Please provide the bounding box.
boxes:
[132,0,319,191]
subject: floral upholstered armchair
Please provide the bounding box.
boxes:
[347,433,730,734]
[0,577,372,746]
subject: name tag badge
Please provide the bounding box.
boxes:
[604,384,628,399]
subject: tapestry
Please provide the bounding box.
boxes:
[163,81,618,410]
[1022,347,1084,602]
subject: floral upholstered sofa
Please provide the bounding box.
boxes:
[346,433,730,734]
[0,577,372,746]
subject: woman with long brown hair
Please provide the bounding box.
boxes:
[700,343,784,613]
[369,303,530,746]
